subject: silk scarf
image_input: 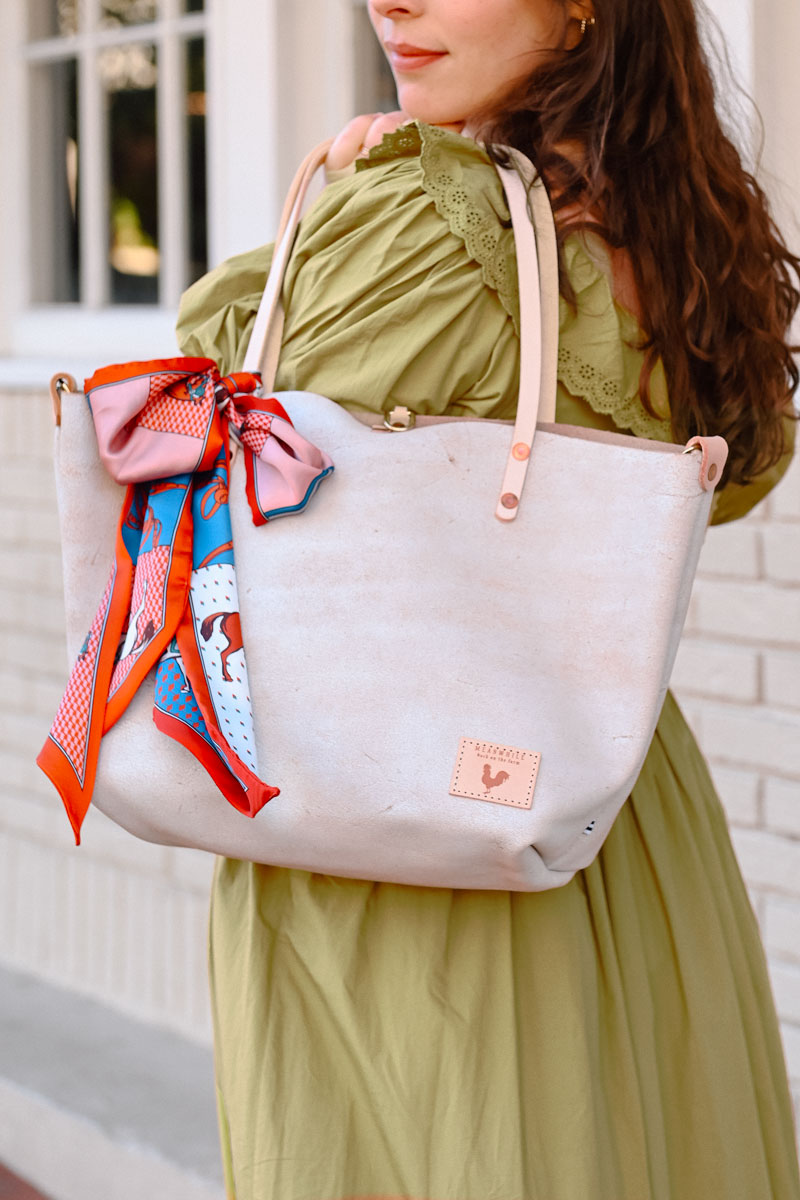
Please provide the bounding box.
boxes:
[38,357,333,842]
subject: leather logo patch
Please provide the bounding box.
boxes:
[449,738,541,809]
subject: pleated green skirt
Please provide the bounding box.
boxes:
[208,694,800,1200]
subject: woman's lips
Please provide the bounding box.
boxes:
[386,42,448,71]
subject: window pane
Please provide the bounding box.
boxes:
[184,0,204,10]
[100,0,158,29]
[30,58,80,302]
[186,37,208,285]
[29,0,80,40]
[353,5,397,114]
[101,43,159,303]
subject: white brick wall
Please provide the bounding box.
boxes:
[0,390,214,1045]
[674,449,800,1128]
[2,388,799,1122]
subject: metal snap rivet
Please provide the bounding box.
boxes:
[707,463,718,482]
[501,493,519,509]
[512,442,530,461]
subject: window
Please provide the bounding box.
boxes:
[25,0,209,310]
[0,0,397,372]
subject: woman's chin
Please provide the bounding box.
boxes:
[394,89,467,130]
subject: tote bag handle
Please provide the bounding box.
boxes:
[242,139,559,522]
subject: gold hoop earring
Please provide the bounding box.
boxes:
[580,16,596,35]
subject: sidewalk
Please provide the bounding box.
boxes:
[0,965,224,1200]
[0,1165,51,1200]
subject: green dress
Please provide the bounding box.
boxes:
[178,123,799,1200]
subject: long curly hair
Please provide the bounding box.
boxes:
[480,0,799,485]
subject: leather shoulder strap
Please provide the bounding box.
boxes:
[242,139,333,381]
[241,140,560,522]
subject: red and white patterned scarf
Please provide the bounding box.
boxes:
[38,357,333,842]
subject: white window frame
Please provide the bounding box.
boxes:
[0,0,386,382]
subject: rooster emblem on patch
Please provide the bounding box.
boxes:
[482,762,510,794]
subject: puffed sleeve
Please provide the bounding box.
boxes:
[177,124,521,414]
[176,120,794,520]
[176,243,274,377]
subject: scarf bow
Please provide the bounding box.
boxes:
[38,357,333,842]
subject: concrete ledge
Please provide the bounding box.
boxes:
[0,965,224,1200]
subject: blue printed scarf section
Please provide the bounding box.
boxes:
[38,358,334,843]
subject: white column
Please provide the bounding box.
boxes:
[79,0,109,309]
[702,0,755,99]
[0,2,29,347]
[158,0,189,308]
[207,0,282,265]
[752,0,800,254]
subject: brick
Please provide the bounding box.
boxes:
[0,627,68,676]
[772,454,800,521]
[79,806,172,875]
[1,393,54,458]
[0,751,58,801]
[763,524,800,584]
[690,579,800,646]
[85,859,119,997]
[0,666,66,715]
[166,845,216,894]
[0,832,19,960]
[0,793,62,842]
[0,508,63,549]
[770,960,800,1025]
[671,638,759,702]
[674,698,706,742]
[6,585,69,638]
[782,1021,800,1083]
[162,889,190,1020]
[184,892,214,1041]
[0,462,58,504]
[764,896,800,963]
[731,827,800,898]
[0,710,54,757]
[120,870,156,1017]
[64,854,92,986]
[764,776,800,838]
[701,704,800,775]
[9,839,61,972]
[1,546,64,593]
[764,649,800,710]
[708,765,760,827]
[697,522,761,579]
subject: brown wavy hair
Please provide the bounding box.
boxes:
[480,0,799,485]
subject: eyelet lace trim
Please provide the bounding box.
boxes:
[362,123,520,333]
[418,126,520,334]
[361,122,673,439]
[359,124,423,163]
[558,346,673,440]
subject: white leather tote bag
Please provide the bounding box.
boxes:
[50,143,726,890]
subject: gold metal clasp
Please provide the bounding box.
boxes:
[49,372,78,427]
[371,405,417,432]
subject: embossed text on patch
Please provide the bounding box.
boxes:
[449,738,541,809]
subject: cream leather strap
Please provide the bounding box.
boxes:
[242,139,560,523]
[493,156,559,520]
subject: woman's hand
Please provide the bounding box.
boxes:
[326,111,412,178]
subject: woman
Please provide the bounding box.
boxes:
[178,1,800,1196]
